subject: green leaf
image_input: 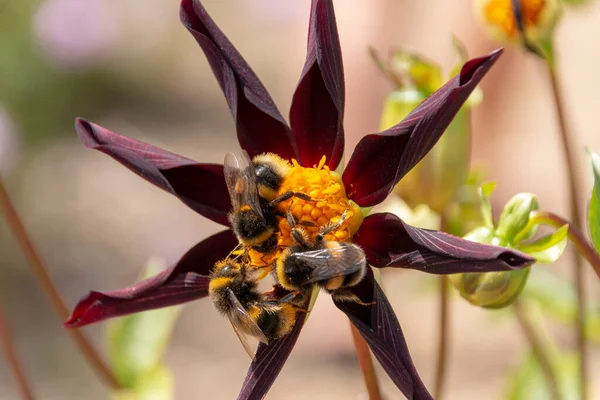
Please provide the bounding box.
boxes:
[586,148,600,254]
[106,258,183,388]
[478,181,496,229]
[112,365,174,400]
[516,225,568,263]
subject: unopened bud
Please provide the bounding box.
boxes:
[449,267,531,309]
[496,193,539,244]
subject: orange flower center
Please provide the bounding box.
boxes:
[248,156,363,266]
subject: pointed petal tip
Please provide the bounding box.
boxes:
[459,47,503,85]
[74,117,102,149]
[500,250,536,267]
[63,291,104,328]
[355,213,536,274]
[178,0,295,159]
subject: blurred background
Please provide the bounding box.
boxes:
[2,0,600,399]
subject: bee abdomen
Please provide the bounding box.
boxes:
[231,209,273,245]
[276,248,313,291]
[210,277,260,316]
[256,304,296,341]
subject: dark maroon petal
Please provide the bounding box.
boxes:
[237,296,309,400]
[76,118,230,226]
[64,230,237,327]
[343,49,503,207]
[289,0,344,169]
[180,0,296,159]
[335,271,432,400]
[355,213,535,274]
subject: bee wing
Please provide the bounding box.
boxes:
[224,151,264,217]
[294,246,367,284]
[226,289,269,360]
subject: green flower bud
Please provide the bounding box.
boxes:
[374,44,479,215]
[450,184,568,309]
[449,267,531,309]
[449,227,532,308]
[379,89,426,132]
[496,193,539,244]
[370,47,442,94]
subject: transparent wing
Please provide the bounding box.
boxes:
[224,152,244,211]
[226,289,269,360]
[239,150,264,217]
[223,151,263,217]
[293,245,367,284]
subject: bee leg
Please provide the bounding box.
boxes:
[229,243,245,259]
[315,209,350,245]
[268,191,313,207]
[284,206,311,247]
[253,265,272,281]
[332,288,376,307]
[278,291,303,304]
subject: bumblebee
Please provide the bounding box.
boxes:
[274,209,368,303]
[209,257,307,359]
[224,151,310,255]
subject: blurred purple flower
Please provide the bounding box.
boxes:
[33,0,118,69]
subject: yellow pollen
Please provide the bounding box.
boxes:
[247,155,363,267]
[275,156,362,247]
[482,0,546,38]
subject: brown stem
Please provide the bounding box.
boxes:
[0,178,121,389]
[513,300,561,400]
[546,59,587,400]
[0,306,35,400]
[350,323,382,400]
[433,276,449,400]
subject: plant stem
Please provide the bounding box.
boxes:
[513,300,561,400]
[350,323,382,400]
[546,57,587,400]
[0,306,35,400]
[433,275,449,400]
[0,178,120,389]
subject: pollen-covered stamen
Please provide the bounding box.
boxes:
[247,155,363,268]
[482,0,546,38]
[275,156,363,246]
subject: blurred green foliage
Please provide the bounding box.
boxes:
[587,148,600,254]
[0,0,131,146]
[507,351,579,400]
[106,258,182,400]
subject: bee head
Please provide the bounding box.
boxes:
[212,259,244,279]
